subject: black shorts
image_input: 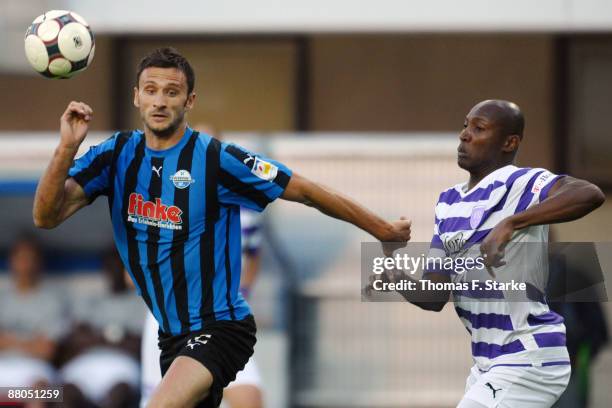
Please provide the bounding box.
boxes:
[158,315,257,408]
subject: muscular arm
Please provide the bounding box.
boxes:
[281,173,411,243]
[33,101,93,229]
[389,270,451,312]
[481,176,605,266]
[33,151,88,229]
[506,176,604,229]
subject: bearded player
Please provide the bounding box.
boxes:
[33,47,411,408]
[387,100,604,407]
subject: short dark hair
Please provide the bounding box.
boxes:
[136,47,195,94]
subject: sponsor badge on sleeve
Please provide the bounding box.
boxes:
[251,157,278,181]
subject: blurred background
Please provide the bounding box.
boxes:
[0,0,611,407]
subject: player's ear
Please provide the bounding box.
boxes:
[133,86,139,108]
[184,92,196,111]
[502,134,520,153]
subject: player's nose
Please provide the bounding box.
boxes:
[152,93,167,108]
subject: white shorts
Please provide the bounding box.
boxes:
[457,363,571,408]
[60,347,140,404]
[0,353,57,387]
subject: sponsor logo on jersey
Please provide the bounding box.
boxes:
[444,232,466,255]
[170,169,195,189]
[531,172,551,194]
[127,193,183,230]
[251,157,278,181]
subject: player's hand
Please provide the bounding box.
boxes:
[363,267,405,297]
[480,218,515,277]
[60,101,93,150]
[380,217,411,256]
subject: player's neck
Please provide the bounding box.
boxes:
[144,122,188,151]
[467,160,513,190]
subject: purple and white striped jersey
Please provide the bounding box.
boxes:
[240,207,262,257]
[428,165,570,371]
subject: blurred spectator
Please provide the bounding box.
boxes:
[58,247,146,408]
[0,233,68,388]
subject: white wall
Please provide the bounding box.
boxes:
[4,0,612,72]
[71,0,612,33]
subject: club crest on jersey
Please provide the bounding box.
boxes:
[251,157,278,181]
[470,205,486,229]
[127,193,183,230]
[170,169,195,189]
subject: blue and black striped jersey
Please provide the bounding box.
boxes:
[69,127,292,335]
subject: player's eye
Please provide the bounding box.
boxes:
[463,122,468,129]
[144,88,156,95]
[167,89,178,97]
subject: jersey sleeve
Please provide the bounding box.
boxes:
[218,143,292,212]
[530,169,564,202]
[513,168,565,213]
[68,133,118,201]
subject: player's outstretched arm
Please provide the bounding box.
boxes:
[281,173,411,247]
[33,101,93,229]
[481,176,605,267]
[365,268,451,312]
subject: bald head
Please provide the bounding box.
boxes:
[469,99,524,140]
[458,99,525,173]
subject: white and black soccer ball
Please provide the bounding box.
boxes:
[24,10,95,79]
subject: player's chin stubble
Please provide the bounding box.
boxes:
[146,112,184,139]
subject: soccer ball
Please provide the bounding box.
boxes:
[24,10,95,79]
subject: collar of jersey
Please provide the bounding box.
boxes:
[457,164,517,196]
[142,126,194,157]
